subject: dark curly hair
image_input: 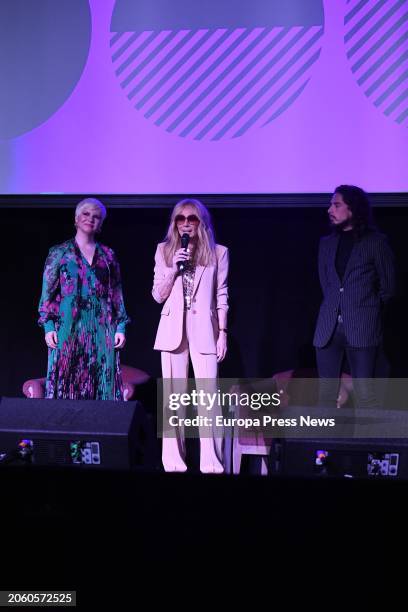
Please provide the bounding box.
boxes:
[334,185,374,238]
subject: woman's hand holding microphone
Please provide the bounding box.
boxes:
[158,247,191,301]
[172,247,191,274]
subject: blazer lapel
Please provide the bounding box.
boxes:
[192,265,206,298]
[328,234,341,284]
[173,271,183,298]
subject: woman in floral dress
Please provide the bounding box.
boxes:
[38,198,129,400]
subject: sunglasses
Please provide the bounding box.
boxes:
[175,214,200,224]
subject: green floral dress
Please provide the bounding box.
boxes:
[38,239,129,400]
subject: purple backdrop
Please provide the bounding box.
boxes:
[0,0,407,194]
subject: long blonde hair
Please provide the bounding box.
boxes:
[163,199,216,267]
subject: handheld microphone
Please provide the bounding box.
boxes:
[178,233,190,273]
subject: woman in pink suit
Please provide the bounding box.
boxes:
[152,199,229,473]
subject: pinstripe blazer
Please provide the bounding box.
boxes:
[313,231,395,348]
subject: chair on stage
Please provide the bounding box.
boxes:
[22,364,150,401]
[231,369,353,476]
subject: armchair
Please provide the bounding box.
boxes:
[231,369,353,475]
[22,364,150,400]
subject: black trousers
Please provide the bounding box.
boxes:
[315,321,379,409]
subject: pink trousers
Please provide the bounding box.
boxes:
[161,310,224,473]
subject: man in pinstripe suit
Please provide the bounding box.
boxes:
[313,185,395,408]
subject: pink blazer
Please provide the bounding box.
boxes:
[152,242,229,353]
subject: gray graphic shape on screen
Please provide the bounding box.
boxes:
[110,0,324,140]
[344,0,408,127]
[0,0,91,139]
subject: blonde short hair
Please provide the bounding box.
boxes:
[75,197,107,221]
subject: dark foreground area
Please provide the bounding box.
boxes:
[1,466,406,605]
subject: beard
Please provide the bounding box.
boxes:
[330,218,354,232]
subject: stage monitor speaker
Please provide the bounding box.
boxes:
[0,397,145,470]
[270,438,408,480]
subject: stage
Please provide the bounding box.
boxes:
[1,464,406,603]
[1,0,407,601]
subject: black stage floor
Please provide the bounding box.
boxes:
[1,466,407,604]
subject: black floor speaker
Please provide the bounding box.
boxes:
[0,397,149,469]
[270,437,408,479]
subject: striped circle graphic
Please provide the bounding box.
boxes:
[344,0,408,127]
[110,1,324,140]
